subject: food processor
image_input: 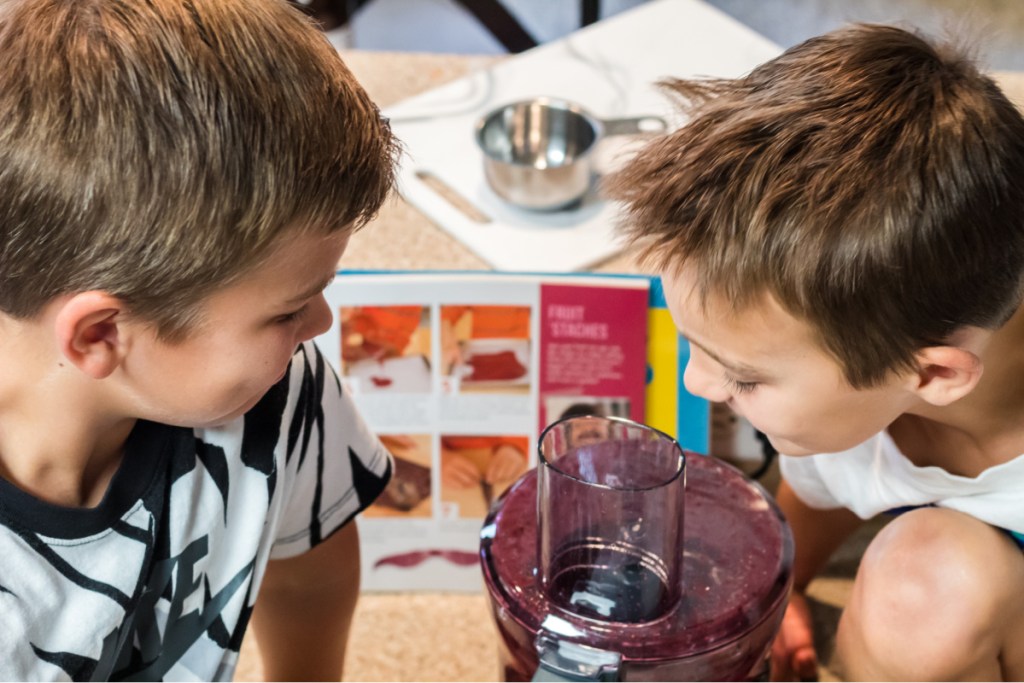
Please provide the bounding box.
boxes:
[480,416,793,681]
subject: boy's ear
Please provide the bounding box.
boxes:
[54,292,130,379]
[906,345,984,406]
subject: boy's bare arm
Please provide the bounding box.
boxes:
[776,480,863,591]
[772,479,863,681]
[251,522,361,681]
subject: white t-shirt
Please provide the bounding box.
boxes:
[0,341,392,681]
[780,431,1024,536]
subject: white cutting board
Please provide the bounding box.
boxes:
[385,0,781,272]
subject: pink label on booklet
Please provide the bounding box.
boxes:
[538,283,649,432]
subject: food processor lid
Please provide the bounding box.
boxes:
[480,452,794,663]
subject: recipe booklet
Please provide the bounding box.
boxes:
[318,270,707,591]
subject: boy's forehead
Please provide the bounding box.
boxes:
[660,267,728,326]
[660,267,822,359]
[661,267,771,320]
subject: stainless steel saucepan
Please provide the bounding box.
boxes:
[475,97,668,212]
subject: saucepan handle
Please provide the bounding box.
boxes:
[600,115,668,137]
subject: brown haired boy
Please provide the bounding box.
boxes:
[608,24,1024,681]
[0,0,397,678]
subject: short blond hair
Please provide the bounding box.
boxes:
[0,0,398,337]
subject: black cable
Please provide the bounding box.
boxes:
[749,429,778,481]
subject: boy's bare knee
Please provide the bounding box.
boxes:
[839,508,1020,680]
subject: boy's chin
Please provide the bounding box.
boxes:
[766,435,818,457]
[183,394,268,429]
[772,434,864,457]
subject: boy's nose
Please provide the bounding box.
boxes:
[300,294,333,342]
[682,351,731,403]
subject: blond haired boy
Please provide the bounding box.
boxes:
[0,0,397,678]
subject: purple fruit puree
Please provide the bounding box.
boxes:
[480,452,793,681]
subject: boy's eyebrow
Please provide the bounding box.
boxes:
[684,336,767,377]
[285,273,336,305]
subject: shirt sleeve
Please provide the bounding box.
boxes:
[270,341,393,559]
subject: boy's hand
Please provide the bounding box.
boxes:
[484,444,525,484]
[340,330,394,363]
[771,591,819,681]
[441,450,482,489]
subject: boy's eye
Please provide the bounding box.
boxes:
[725,376,760,394]
[275,305,308,325]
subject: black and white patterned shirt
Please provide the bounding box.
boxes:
[0,342,391,680]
